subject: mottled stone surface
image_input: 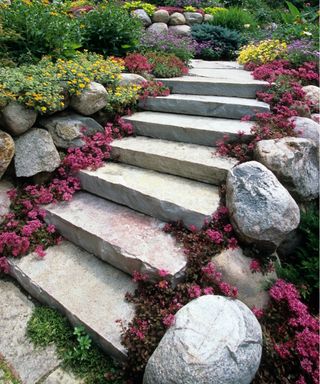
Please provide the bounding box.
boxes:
[168,25,191,36]
[302,85,320,112]
[183,11,203,25]
[0,280,59,384]
[212,248,275,309]
[292,116,320,144]
[43,367,83,384]
[143,295,262,384]
[147,22,168,34]
[14,128,60,177]
[0,180,12,224]
[254,137,319,201]
[70,82,107,116]
[39,113,104,148]
[132,9,152,26]
[1,102,37,136]
[119,73,147,86]
[204,13,213,22]
[152,9,169,23]
[0,130,15,178]
[169,12,186,25]
[226,161,300,252]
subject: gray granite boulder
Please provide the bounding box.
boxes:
[0,180,13,224]
[254,137,319,201]
[143,295,262,384]
[184,12,203,25]
[303,85,320,112]
[152,9,170,23]
[119,73,147,86]
[168,25,191,36]
[0,130,15,179]
[1,102,37,136]
[39,113,104,148]
[204,13,213,22]
[292,116,320,144]
[14,128,61,177]
[147,22,168,34]
[169,12,186,25]
[132,9,152,26]
[226,161,300,253]
[70,82,108,116]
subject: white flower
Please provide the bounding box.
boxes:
[244,24,250,28]
[302,31,312,36]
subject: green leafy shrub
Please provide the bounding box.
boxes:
[81,2,143,56]
[208,6,257,31]
[191,24,245,60]
[123,1,156,15]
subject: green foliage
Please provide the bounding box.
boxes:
[81,2,143,56]
[209,6,257,31]
[0,358,21,384]
[272,22,319,45]
[144,52,188,78]
[27,306,123,384]
[281,1,301,24]
[123,1,156,16]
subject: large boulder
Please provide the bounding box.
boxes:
[168,25,191,36]
[14,129,60,177]
[226,161,300,253]
[0,180,13,224]
[70,82,108,116]
[169,12,186,26]
[1,102,37,136]
[132,9,152,26]
[147,22,168,34]
[292,116,320,144]
[0,130,15,179]
[143,295,262,384]
[152,9,170,23]
[254,137,319,201]
[39,113,104,148]
[183,12,203,25]
[119,73,147,87]
[212,248,275,309]
[303,85,320,112]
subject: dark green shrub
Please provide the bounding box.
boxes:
[191,24,245,60]
[209,7,257,31]
[81,2,143,56]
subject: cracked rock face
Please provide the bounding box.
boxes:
[143,295,262,384]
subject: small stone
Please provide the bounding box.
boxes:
[70,82,108,116]
[168,25,191,36]
[292,116,320,144]
[254,137,319,201]
[1,102,37,136]
[0,130,15,179]
[132,9,152,26]
[183,12,203,25]
[39,113,104,148]
[226,161,300,253]
[119,73,147,87]
[147,22,168,34]
[14,128,61,177]
[302,85,320,112]
[212,247,275,309]
[143,295,262,384]
[204,13,213,22]
[169,12,186,26]
[152,9,170,23]
[0,180,13,224]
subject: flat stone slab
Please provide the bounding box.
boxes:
[190,60,242,70]
[140,94,270,120]
[43,367,84,384]
[79,163,220,229]
[111,136,237,185]
[45,192,186,281]
[8,241,135,361]
[160,75,268,98]
[0,280,59,384]
[123,112,253,146]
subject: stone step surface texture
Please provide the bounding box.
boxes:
[44,192,186,281]
[111,136,238,185]
[79,162,220,229]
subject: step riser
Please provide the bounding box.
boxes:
[160,80,266,99]
[111,146,228,185]
[139,98,268,119]
[79,171,211,229]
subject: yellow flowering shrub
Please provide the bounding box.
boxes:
[105,84,141,114]
[123,1,156,16]
[184,5,197,12]
[238,39,287,65]
[203,7,227,16]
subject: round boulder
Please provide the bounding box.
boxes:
[254,137,319,201]
[204,13,213,22]
[119,73,147,86]
[303,85,320,112]
[226,161,300,253]
[132,9,152,27]
[143,295,262,384]
[184,12,203,25]
[168,25,191,36]
[70,82,108,116]
[0,130,15,179]
[292,116,320,144]
[147,22,168,34]
[152,9,170,23]
[1,102,37,136]
[169,12,186,26]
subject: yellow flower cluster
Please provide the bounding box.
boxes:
[123,1,156,16]
[203,7,227,16]
[106,84,141,114]
[184,5,197,12]
[238,39,287,65]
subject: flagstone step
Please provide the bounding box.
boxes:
[111,136,237,185]
[8,241,135,361]
[123,112,253,146]
[139,94,270,119]
[44,192,186,281]
[79,163,219,229]
[159,75,268,99]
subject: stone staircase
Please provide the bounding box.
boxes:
[9,61,269,361]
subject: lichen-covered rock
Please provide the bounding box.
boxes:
[0,130,15,179]
[184,12,203,25]
[168,25,191,36]
[14,128,60,177]
[1,102,37,136]
[254,137,319,201]
[147,22,168,34]
[152,9,170,23]
[70,82,108,116]
[119,73,147,86]
[226,161,300,253]
[39,113,104,148]
[132,9,152,26]
[292,116,320,144]
[169,12,186,25]
[143,295,262,384]
[303,85,320,112]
